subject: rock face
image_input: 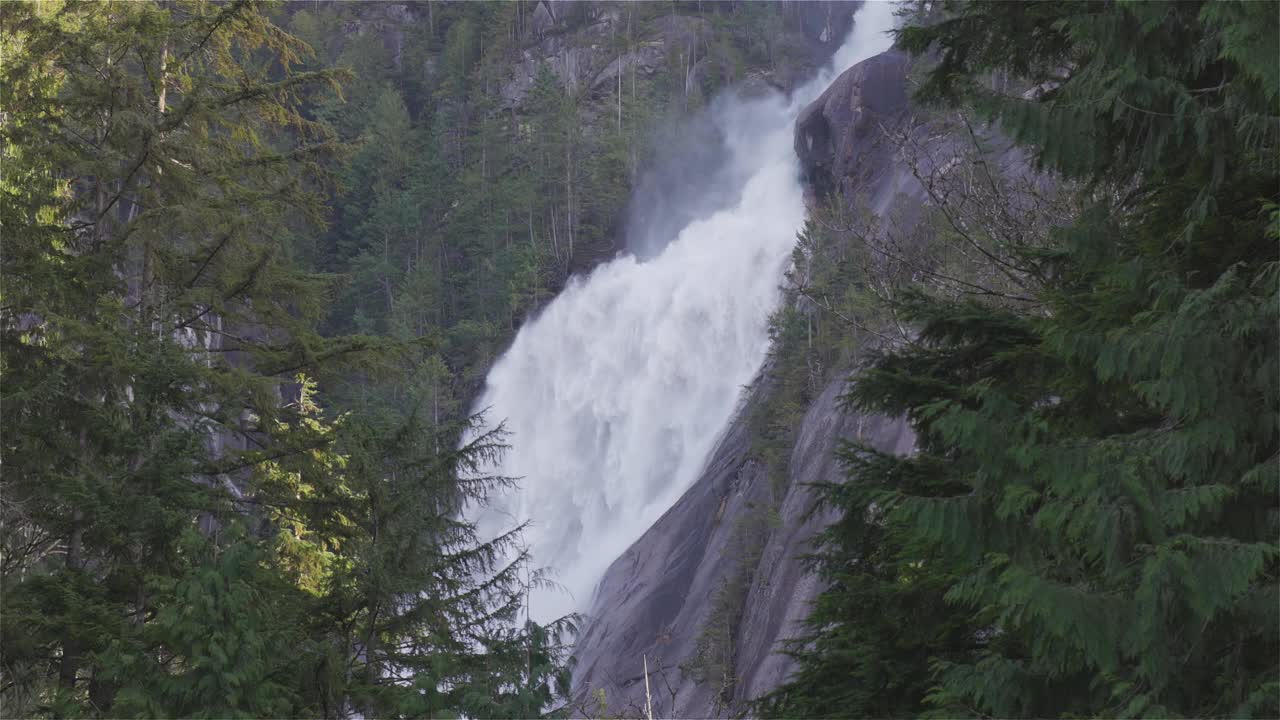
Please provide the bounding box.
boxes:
[336,2,422,70]
[795,49,911,201]
[571,373,914,718]
[569,49,927,718]
[500,1,860,112]
[570,370,776,718]
[488,0,863,278]
[795,46,1044,213]
[734,398,915,702]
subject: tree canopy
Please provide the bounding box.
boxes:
[764,1,1278,717]
[1,2,571,716]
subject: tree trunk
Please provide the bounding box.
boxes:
[57,510,84,692]
[565,140,573,263]
[59,427,91,692]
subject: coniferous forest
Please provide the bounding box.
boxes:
[2,1,1276,719]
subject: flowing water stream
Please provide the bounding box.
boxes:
[469,1,898,624]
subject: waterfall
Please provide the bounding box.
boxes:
[469,1,899,624]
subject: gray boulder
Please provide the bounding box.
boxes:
[795,49,911,201]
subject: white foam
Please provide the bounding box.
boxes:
[467,1,899,624]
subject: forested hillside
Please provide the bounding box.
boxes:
[2,1,573,716]
[269,0,853,426]
[1,1,849,716]
[2,0,1277,719]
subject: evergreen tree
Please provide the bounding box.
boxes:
[773,2,1278,717]
[1,3,572,716]
[2,2,348,712]
[252,382,576,718]
[103,526,302,719]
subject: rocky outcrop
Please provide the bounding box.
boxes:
[795,49,911,201]
[501,1,860,112]
[570,370,775,718]
[336,3,422,70]
[734,396,915,702]
[795,46,1044,214]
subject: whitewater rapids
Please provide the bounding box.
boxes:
[469,1,899,624]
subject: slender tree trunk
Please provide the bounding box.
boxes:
[141,43,167,326]
[565,139,573,263]
[383,230,394,314]
[362,493,382,717]
[59,427,91,692]
[432,374,440,436]
[614,22,622,134]
[362,606,379,717]
[58,509,84,692]
[550,207,560,265]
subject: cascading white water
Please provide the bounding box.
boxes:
[470,1,898,624]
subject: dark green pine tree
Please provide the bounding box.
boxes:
[101,526,305,719]
[770,1,1278,718]
[2,2,573,717]
[756,443,976,719]
[249,382,576,719]
[1,2,354,713]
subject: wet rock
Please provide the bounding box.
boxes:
[793,0,860,47]
[734,395,916,703]
[569,366,773,718]
[795,49,911,201]
[653,13,713,50]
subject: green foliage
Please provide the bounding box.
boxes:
[275,1,843,543]
[691,213,886,714]
[1,2,572,717]
[292,2,659,422]
[748,215,889,498]
[771,1,1279,717]
[104,528,299,719]
[2,2,343,712]
[898,0,1279,221]
[757,448,973,719]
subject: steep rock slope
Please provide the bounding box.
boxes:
[571,370,915,718]
[570,48,923,718]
